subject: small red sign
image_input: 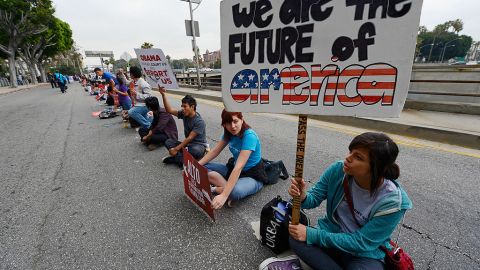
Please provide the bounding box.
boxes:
[182,149,215,221]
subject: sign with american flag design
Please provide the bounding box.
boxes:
[220,0,423,117]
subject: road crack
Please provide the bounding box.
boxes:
[32,99,74,270]
[402,224,479,266]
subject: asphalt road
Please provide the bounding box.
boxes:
[0,84,479,269]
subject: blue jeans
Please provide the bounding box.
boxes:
[204,162,263,201]
[128,105,152,129]
[119,99,132,110]
[58,82,66,92]
[289,237,384,270]
[164,139,206,164]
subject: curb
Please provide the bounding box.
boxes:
[308,115,480,150]
[167,89,479,150]
[0,83,49,96]
[405,100,480,115]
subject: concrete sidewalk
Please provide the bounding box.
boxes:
[0,83,50,96]
[165,87,480,149]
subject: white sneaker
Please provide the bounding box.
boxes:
[259,255,303,270]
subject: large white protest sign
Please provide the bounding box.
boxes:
[220,0,423,117]
[134,48,179,89]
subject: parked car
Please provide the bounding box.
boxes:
[186,68,197,73]
[200,67,213,72]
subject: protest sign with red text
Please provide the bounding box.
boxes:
[182,149,215,222]
[134,48,179,89]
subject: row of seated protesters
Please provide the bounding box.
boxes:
[93,66,265,209]
[91,67,411,270]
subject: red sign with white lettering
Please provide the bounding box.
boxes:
[182,149,215,221]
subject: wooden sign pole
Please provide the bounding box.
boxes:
[291,114,308,225]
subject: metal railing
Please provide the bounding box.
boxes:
[175,73,221,89]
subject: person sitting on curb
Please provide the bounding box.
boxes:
[127,66,152,129]
[158,86,207,168]
[139,96,178,151]
[261,132,412,270]
[198,110,266,209]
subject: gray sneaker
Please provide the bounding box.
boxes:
[259,255,303,270]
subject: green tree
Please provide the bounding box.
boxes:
[449,19,463,34]
[37,17,74,81]
[113,59,128,71]
[0,0,54,87]
[212,58,221,69]
[18,17,72,83]
[417,19,472,62]
[128,58,140,68]
[170,58,194,70]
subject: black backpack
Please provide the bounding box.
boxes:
[260,196,309,254]
[225,158,289,185]
[262,158,289,185]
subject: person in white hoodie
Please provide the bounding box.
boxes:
[127,66,152,128]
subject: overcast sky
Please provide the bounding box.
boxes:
[52,0,480,66]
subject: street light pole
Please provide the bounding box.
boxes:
[440,45,455,63]
[440,37,463,63]
[188,0,202,89]
[415,43,434,61]
[427,36,437,62]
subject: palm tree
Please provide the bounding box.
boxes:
[141,42,154,49]
[449,19,463,34]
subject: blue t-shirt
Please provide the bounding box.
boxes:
[54,73,66,83]
[102,72,118,85]
[225,129,262,171]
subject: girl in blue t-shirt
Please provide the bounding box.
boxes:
[199,110,265,209]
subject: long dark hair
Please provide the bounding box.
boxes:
[221,109,251,141]
[116,73,127,86]
[349,132,400,194]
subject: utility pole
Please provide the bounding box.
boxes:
[188,0,202,89]
[100,57,104,72]
[427,36,436,63]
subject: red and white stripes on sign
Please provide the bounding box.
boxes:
[310,64,340,106]
[357,64,397,105]
[231,88,250,103]
[322,64,397,106]
[250,85,259,104]
[259,89,270,104]
[332,64,365,107]
[281,65,310,105]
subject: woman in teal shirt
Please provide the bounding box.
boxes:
[199,110,266,209]
[287,132,412,269]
